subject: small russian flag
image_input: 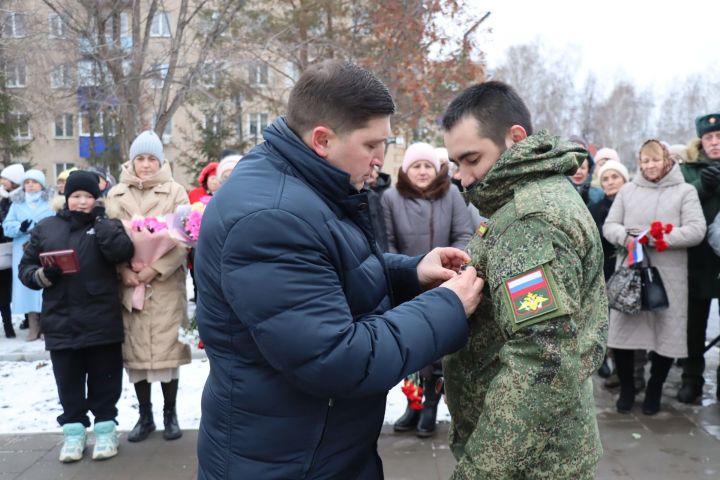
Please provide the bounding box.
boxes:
[627,232,647,266]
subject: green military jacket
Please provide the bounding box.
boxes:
[680,141,720,299]
[443,133,608,480]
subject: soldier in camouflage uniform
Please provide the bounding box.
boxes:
[441,81,608,479]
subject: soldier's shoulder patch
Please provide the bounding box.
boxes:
[503,265,566,331]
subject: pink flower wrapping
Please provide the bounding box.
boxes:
[123,217,178,310]
[168,200,208,247]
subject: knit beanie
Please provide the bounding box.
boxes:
[129,130,164,164]
[64,171,101,200]
[598,160,629,183]
[217,154,242,180]
[23,169,46,188]
[401,142,440,173]
[594,148,620,163]
[0,163,25,186]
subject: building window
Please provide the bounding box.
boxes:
[55,162,75,182]
[3,61,26,88]
[54,113,74,138]
[77,60,102,87]
[79,111,116,136]
[48,13,65,38]
[3,12,26,38]
[203,112,223,135]
[51,64,73,89]
[150,11,171,37]
[201,61,223,88]
[150,64,168,89]
[248,61,268,86]
[248,113,268,139]
[13,112,31,139]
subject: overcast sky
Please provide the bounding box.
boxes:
[477,0,720,95]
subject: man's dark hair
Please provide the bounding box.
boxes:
[287,60,395,136]
[442,81,533,147]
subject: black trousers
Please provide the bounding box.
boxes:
[682,297,717,387]
[50,343,123,427]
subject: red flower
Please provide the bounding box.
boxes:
[664,224,673,234]
[638,235,649,245]
[401,378,424,410]
[655,239,669,252]
[198,339,205,349]
[650,221,664,239]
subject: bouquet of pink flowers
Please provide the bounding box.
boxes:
[169,195,210,247]
[123,216,179,310]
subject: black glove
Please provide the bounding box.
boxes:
[19,219,32,233]
[43,266,63,284]
[701,165,720,191]
[92,206,107,222]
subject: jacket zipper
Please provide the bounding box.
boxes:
[302,398,334,478]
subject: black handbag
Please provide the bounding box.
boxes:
[606,254,642,315]
[640,253,669,311]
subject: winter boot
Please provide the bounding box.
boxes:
[642,353,673,415]
[127,404,155,443]
[25,313,40,342]
[416,376,441,438]
[92,421,119,460]
[603,371,620,389]
[393,403,421,432]
[162,404,182,440]
[614,349,635,414]
[677,383,703,404]
[597,355,612,378]
[58,423,86,463]
[2,318,15,338]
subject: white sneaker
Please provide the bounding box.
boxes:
[92,421,119,460]
[59,423,86,463]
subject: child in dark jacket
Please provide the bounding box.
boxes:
[19,171,134,463]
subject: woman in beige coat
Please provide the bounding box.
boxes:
[603,139,706,415]
[106,131,190,442]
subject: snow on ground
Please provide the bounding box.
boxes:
[0,358,449,434]
[0,274,450,433]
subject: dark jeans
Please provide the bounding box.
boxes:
[50,343,123,427]
[682,297,717,387]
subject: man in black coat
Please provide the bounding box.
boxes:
[195,60,483,480]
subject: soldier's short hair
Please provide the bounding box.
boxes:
[287,60,395,137]
[442,81,533,147]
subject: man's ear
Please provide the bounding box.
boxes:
[306,126,335,158]
[504,125,528,148]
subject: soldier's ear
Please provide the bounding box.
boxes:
[504,125,527,148]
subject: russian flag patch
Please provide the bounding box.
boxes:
[503,266,559,325]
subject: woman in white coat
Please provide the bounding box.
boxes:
[603,140,706,415]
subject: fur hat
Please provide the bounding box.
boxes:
[0,163,25,186]
[696,113,720,138]
[129,130,164,164]
[668,144,689,163]
[217,155,242,181]
[64,171,101,200]
[598,160,629,183]
[402,142,440,173]
[23,169,46,189]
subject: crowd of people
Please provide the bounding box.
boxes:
[0,58,719,479]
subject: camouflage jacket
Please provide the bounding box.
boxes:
[443,132,608,480]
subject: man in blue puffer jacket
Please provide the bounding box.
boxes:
[194,60,483,480]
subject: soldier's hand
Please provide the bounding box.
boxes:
[701,164,720,191]
[440,266,484,317]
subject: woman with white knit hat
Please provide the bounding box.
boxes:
[381,142,473,438]
[0,163,25,337]
[106,130,190,443]
[2,169,54,340]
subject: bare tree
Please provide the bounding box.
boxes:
[40,0,245,170]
